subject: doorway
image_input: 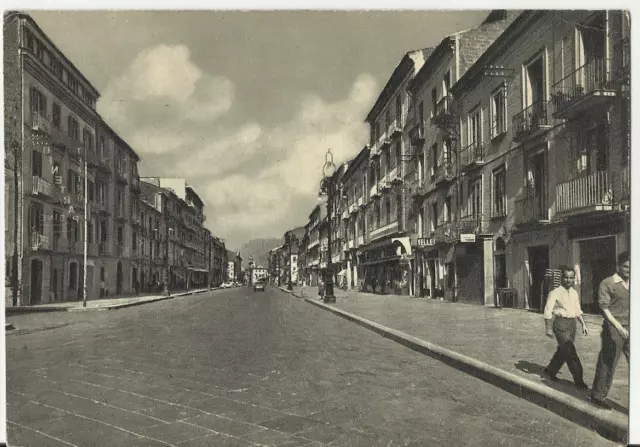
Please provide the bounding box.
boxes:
[116,261,123,295]
[527,245,549,311]
[427,259,436,298]
[579,237,616,313]
[30,259,43,304]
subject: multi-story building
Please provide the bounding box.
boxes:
[2,12,144,305]
[447,10,630,311]
[340,147,370,290]
[138,182,165,293]
[305,204,324,286]
[210,236,226,286]
[406,10,519,301]
[359,48,434,295]
[283,226,306,286]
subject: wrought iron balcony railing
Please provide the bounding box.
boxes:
[460,142,485,169]
[555,170,614,216]
[552,58,616,116]
[513,101,550,141]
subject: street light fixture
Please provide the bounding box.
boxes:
[319,149,337,303]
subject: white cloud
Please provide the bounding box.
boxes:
[98,44,235,155]
[99,45,378,247]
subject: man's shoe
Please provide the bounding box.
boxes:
[575,382,589,391]
[541,369,559,381]
[590,397,612,410]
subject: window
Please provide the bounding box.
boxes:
[88,181,95,202]
[385,109,391,130]
[468,178,482,218]
[52,59,63,79]
[443,71,451,98]
[24,29,35,52]
[69,262,78,289]
[492,166,506,217]
[32,151,42,177]
[88,220,93,243]
[83,129,93,151]
[431,143,438,176]
[395,95,402,123]
[432,202,439,228]
[52,103,61,128]
[491,86,507,137]
[469,107,482,146]
[67,169,74,193]
[385,198,391,224]
[394,142,400,168]
[418,101,424,124]
[30,87,46,115]
[444,197,452,222]
[53,211,62,239]
[67,75,79,93]
[68,116,79,140]
[431,88,437,116]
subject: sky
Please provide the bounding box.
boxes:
[28,9,490,249]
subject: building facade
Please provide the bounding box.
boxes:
[406,10,519,301]
[4,13,226,306]
[448,10,630,310]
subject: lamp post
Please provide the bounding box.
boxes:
[320,149,337,303]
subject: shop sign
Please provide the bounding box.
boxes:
[460,233,476,243]
[417,237,434,247]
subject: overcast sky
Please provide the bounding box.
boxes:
[29,9,489,249]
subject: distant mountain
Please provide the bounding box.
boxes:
[237,238,283,269]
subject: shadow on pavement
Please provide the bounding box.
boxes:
[514,360,545,376]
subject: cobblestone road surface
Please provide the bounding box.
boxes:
[6,286,621,446]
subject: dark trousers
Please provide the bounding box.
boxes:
[591,322,630,401]
[546,317,584,383]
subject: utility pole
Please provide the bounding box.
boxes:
[82,145,88,307]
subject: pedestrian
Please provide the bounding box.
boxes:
[541,265,589,390]
[590,251,630,410]
[318,277,325,300]
[301,279,307,297]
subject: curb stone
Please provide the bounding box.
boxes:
[6,288,218,314]
[278,286,628,443]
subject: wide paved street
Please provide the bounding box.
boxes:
[6,287,620,447]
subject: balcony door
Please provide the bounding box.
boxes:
[575,124,608,176]
[577,13,607,89]
[524,56,546,126]
[527,150,548,220]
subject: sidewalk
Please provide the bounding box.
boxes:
[281,286,629,443]
[5,287,218,315]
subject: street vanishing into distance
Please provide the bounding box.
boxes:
[6,287,620,447]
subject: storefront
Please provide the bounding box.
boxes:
[359,238,412,295]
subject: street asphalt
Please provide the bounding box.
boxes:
[6,286,622,446]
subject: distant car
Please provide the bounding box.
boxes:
[221,282,233,288]
[253,280,266,292]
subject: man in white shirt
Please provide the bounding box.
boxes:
[541,265,589,390]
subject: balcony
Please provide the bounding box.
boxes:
[408,120,425,144]
[555,171,614,217]
[458,214,482,234]
[432,95,456,127]
[357,195,365,208]
[460,142,485,171]
[369,183,381,199]
[433,222,456,245]
[115,169,128,183]
[513,101,551,142]
[347,240,355,250]
[88,242,99,257]
[31,113,51,135]
[388,118,402,137]
[85,149,100,167]
[92,200,110,215]
[434,162,456,186]
[552,58,617,119]
[357,235,365,247]
[31,233,50,251]
[369,220,399,242]
[349,203,358,215]
[388,167,402,185]
[379,131,390,150]
[514,193,549,226]
[380,179,391,191]
[98,242,111,256]
[342,208,350,220]
[30,175,53,198]
[97,157,111,172]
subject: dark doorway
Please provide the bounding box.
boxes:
[528,245,550,311]
[116,261,123,295]
[30,259,43,304]
[52,268,59,302]
[579,237,616,313]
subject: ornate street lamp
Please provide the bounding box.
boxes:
[319,149,337,303]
